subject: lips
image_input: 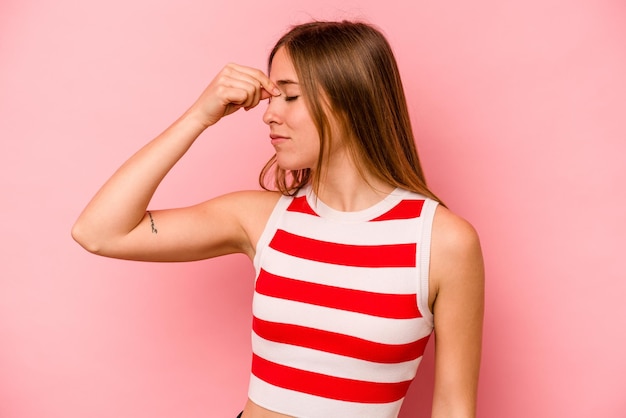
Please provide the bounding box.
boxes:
[270,133,289,145]
[270,133,288,140]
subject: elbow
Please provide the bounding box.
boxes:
[71,221,103,255]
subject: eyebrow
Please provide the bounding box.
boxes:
[276,79,299,86]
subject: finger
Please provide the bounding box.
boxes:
[219,76,257,105]
[245,83,263,111]
[220,70,266,109]
[228,74,267,111]
[259,86,275,101]
[237,78,263,110]
[227,63,281,97]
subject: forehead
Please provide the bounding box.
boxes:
[269,47,299,83]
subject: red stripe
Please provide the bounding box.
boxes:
[371,199,424,221]
[269,229,416,268]
[253,317,429,363]
[252,354,413,404]
[257,269,420,319]
[286,196,318,216]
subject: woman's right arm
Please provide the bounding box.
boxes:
[71,64,281,262]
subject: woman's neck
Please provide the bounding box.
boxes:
[314,151,394,212]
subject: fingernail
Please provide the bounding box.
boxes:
[272,88,281,96]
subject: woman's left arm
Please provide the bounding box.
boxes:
[429,206,485,418]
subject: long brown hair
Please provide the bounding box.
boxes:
[259,20,443,204]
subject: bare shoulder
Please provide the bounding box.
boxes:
[429,205,484,309]
[431,205,482,260]
[206,189,282,257]
[211,189,282,209]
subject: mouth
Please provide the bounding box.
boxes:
[270,133,289,145]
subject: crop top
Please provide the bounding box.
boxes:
[249,185,438,417]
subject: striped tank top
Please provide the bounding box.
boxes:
[249,185,438,417]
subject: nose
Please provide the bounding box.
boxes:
[263,98,281,125]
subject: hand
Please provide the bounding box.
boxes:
[187,63,281,129]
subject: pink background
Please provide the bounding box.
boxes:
[1,0,625,417]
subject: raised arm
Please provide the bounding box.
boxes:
[429,206,485,418]
[71,64,282,262]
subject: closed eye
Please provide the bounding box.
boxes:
[267,95,299,104]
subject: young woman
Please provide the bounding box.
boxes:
[72,21,484,418]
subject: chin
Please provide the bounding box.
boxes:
[275,157,316,172]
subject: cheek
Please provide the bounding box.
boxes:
[295,112,318,140]
[288,103,320,153]
[303,126,321,154]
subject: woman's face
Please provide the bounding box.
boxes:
[263,47,320,171]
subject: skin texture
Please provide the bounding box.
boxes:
[72,47,484,418]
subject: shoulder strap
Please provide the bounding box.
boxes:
[417,198,439,326]
[253,193,294,273]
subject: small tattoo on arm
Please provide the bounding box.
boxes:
[147,211,158,234]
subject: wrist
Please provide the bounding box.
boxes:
[179,107,214,132]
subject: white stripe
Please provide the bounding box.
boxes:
[251,332,422,383]
[281,211,420,246]
[259,247,421,295]
[253,294,432,345]
[253,193,293,271]
[305,186,412,224]
[417,198,438,327]
[248,374,404,418]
